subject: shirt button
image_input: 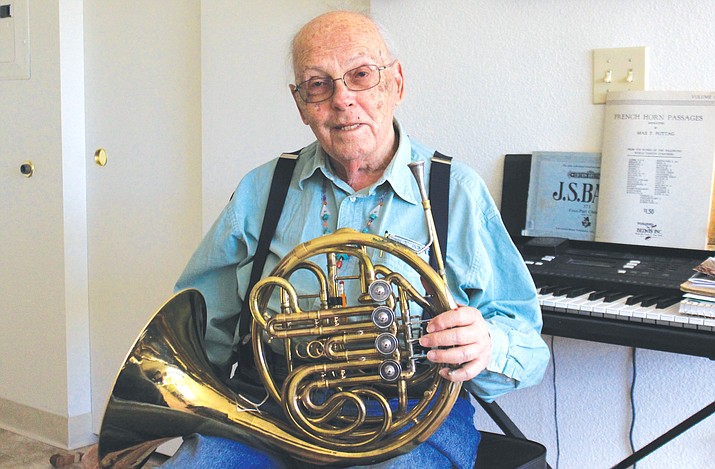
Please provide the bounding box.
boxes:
[349,197,356,202]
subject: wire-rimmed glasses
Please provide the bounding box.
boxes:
[293,61,396,103]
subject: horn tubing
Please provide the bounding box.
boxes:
[408,160,457,309]
[97,290,459,467]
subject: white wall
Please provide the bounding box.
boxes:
[0,0,202,449]
[201,0,369,228]
[371,1,714,468]
[0,0,93,448]
[202,1,715,468]
[83,1,202,434]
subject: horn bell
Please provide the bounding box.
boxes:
[97,290,353,467]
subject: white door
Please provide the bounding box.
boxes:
[83,1,202,431]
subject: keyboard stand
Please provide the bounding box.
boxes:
[541,312,714,467]
[611,401,715,469]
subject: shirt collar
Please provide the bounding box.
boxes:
[381,120,419,205]
[295,140,329,190]
[296,120,420,205]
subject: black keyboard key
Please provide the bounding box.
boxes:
[655,297,682,309]
[603,292,629,302]
[566,287,590,298]
[551,285,574,297]
[626,294,648,305]
[640,295,664,307]
[588,290,609,301]
[626,294,659,306]
[539,285,560,295]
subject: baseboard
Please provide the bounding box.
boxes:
[0,396,96,449]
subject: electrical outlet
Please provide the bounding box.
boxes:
[592,46,648,104]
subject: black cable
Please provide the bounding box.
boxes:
[629,347,638,468]
[550,335,560,469]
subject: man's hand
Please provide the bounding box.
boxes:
[418,305,491,382]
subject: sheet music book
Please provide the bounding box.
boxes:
[680,296,715,318]
[595,91,715,250]
[523,151,601,240]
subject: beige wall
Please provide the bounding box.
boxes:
[0,0,202,448]
[2,1,713,467]
[200,0,370,229]
[0,0,89,447]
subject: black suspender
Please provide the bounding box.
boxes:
[429,151,452,270]
[236,150,299,375]
[234,150,452,375]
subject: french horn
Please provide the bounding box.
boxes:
[98,161,461,467]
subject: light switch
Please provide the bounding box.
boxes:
[592,46,648,104]
[0,0,29,79]
[0,4,14,63]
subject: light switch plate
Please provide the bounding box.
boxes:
[592,46,648,104]
[0,0,30,80]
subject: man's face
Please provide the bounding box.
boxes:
[291,15,404,168]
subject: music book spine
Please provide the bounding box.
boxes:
[679,299,715,318]
[708,168,715,250]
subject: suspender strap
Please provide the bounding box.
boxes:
[429,151,452,270]
[237,151,299,374]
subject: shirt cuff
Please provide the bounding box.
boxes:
[484,321,509,375]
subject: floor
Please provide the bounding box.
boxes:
[0,429,167,469]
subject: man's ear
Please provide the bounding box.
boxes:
[290,85,310,125]
[392,60,405,104]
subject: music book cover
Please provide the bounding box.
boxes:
[523,151,601,240]
[595,91,715,250]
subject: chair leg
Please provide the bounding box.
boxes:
[474,395,526,439]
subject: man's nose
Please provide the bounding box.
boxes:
[330,78,355,107]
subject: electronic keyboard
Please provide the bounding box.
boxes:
[501,153,715,359]
[520,239,715,359]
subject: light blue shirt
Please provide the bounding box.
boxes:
[176,121,550,401]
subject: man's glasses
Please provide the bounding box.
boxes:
[293,61,396,103]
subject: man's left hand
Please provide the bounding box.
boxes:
[418,305,491,382]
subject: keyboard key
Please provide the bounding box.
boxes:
[588,290,610,301]
[655,297,681,309]
[603,291,629,302]
[566,287,590,298]
[626,294,648,305]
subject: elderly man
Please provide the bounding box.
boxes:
[162,10,549,469]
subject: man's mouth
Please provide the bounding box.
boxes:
[335,123,362,131]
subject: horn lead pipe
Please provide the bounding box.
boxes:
[408,160,457,310]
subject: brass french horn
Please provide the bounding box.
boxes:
[98,161,460,467]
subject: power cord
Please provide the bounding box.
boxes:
[550,335,561,469]
[629,347,638,468]
[551,341,639,469]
